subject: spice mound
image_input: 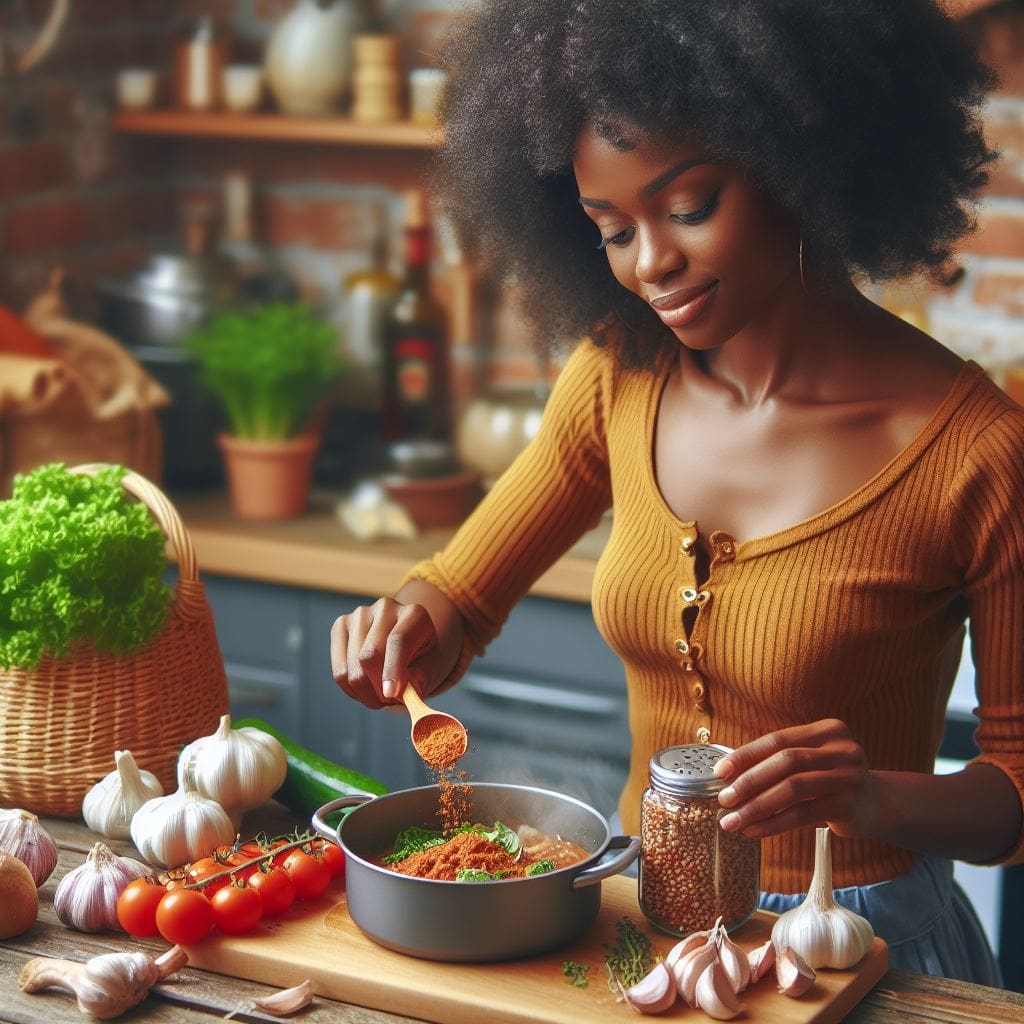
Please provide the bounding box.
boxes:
[413,717,466,771]
[379,821,588,882]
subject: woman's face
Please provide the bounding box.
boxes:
[573,123,800,351]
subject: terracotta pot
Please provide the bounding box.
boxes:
[218,432,319,521]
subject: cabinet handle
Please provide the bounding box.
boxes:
[460,673,622,717]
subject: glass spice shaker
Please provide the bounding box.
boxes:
[639,743,761,937]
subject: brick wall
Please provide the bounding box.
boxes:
[1,1,1021,409]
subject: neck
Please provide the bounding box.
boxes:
[684,274,873,408]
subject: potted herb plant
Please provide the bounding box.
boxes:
[183,301,343,520]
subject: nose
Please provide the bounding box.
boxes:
[634,222,686,285]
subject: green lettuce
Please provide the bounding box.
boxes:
[0,463,171,670]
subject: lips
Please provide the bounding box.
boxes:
[649,281,718,328]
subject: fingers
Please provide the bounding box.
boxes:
[713,719,869,839]
[330,599,441,709]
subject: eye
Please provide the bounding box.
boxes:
[669,190,721,226]
[596,226,636,251]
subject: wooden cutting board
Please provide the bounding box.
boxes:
[183,875,888,1024]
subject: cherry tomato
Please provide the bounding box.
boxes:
[187,856,230,893]
[116,878,166,937]
[317,841,345,880]
[247,864,296,916]
[211,882,264,935]
[281,849,331,900]
[155,888,215,945]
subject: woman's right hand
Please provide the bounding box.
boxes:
[330,587,459,709]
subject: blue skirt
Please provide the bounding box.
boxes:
[758,856,1002,986]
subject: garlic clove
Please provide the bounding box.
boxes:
[664,929,712,969]
[694,960,744,1020]
[776,946,816,997]
[747,938,776,983]
[0,808,58,886]
[671,939,719,1008]
[251,979,315,1016]
[624,961,678,1015]
[716,926,751,994]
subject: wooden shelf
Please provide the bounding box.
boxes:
[113,108,442,148]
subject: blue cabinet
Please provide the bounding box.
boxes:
[202,575,631,814]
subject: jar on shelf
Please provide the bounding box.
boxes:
[639,743,760,937]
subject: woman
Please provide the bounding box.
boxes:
[330,0,1021,983]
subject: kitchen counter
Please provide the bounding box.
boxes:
[2,807,1023,1024]
[171,491,610,604]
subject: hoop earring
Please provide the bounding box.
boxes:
[798,230,808,292]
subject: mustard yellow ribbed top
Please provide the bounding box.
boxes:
[405,339,1024,893]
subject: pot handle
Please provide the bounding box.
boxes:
[311,794,374,843]
[570,834,641,890]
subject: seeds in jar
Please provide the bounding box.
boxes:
[639,791,759,935]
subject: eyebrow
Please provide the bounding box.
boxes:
[578,158,707,209]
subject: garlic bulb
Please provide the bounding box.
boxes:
[770,826,874,969]
[130,764,235,868]
[53,842,150,932]
[0,808,58,886]
[178,714,287,816]
[82,750,164,840]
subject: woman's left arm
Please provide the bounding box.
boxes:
[713,718,1023,862]
[717,407,1024,863]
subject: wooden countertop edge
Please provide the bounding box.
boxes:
[178,498,600,604]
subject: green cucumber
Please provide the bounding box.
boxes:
[234,717,388,817]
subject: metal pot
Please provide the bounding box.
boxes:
[312,783,640,962]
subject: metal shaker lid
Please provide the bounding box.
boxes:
[648,743,734,798]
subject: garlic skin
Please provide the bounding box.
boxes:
[82,750,164,840]
[0,808,58,886]
[771,826,874,969]
[53,842,151,932]
[178,713,287,817]
[130,766,235,868]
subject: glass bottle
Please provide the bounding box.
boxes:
[639,744,761,937]
[382,189,450,443]
[339,202,400,409]
[218,172,297,305]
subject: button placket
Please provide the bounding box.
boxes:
[674,527,713,726]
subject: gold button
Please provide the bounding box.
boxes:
[680,587,698,605]
[681,660,695,672]
[721,542,734,556]
[681,536,695,554]
[697,726,711,744]
[674,638,690,655]
[692,682,705,699]
[695,590,711,606]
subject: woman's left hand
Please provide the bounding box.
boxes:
[713,719,879,839]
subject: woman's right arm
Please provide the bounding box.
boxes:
[330,579,464,709]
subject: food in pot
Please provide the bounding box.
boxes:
[378,820,589,881]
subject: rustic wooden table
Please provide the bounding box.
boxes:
[1,805,1022,1024]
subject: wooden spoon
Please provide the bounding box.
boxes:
[401,686,468,769]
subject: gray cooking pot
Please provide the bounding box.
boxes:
[311,783,640,962]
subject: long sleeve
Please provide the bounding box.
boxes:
[949,405,1024,865]
[402,340,615,688]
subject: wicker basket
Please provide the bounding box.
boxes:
[0,464,229,817]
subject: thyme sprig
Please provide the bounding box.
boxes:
[562,960,591,987]
[604,916,654,992]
